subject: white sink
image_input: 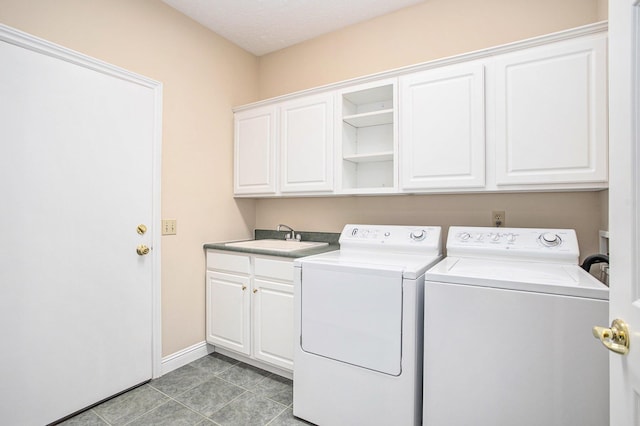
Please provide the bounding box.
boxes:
[225,239,329,252]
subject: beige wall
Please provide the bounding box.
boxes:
[258,0,606,99]
[0,0,259,356]
[255,0,608,259]
[256,192,605,259]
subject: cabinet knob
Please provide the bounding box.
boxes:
[253,288,258,293]
[242,286,247,291]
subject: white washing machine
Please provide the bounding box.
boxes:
[423,226,609,426]
[293,224,442,426]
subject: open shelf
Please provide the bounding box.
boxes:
[340,81,396,192]
[343,151,394,163]
[343,109,393,128]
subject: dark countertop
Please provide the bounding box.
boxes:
[203,229,340,259]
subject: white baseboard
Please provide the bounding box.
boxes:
[159,341,293,380]
[213,347,293,380]
[160,340,213,376]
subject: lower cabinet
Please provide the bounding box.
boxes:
[205,250,294,372]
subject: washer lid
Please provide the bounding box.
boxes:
[426,257,609,300]
[295,249,442,279]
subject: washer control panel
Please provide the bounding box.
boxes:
[340,224,442,253]
[447,226,579,264]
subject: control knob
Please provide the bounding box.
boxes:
[540,232,561,247]
[459,232,471,241]
[410,229,426,241]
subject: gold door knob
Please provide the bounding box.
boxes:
[593,319,630,355]
[136,244,150,256]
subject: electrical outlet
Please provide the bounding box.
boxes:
[492,210,505,227]
[162,219,177,235]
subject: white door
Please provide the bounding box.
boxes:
[399,61,485,190]
[607,2,640,425]
[279,93,334,193]
[0,27,161,425]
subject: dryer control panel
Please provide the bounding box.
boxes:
[447,226,579,264]
[339,224,442,254]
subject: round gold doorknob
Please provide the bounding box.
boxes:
[136,244,150,256]
[593,318,630,355]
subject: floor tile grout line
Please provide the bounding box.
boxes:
[116,385,179,426]
[118,394,208,426]
[209,370,272,393]
[264,405,290,426]
[165,396,213,424]
[89,408,111,425]
[208,388,250,416]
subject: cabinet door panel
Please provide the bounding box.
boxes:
[400,62,485,190]
[494,35,607,185]
[234,106,277,195]
[280,94,334,193]
[206,271,250,355]
[253,279,294,370]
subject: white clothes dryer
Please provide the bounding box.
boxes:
[423,226,609,426]
[293,224,442,426]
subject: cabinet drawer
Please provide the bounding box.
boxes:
[206,251,251,274]
[254,257,294,282]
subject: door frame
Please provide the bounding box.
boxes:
[0,24,163,379]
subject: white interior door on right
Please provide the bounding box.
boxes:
[606,1,640,425]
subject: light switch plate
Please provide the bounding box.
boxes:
[162,219,177,235]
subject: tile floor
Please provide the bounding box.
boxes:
[59,353,313,426]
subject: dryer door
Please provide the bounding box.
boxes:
[300,261,403,375]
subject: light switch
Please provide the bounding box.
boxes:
[162,219,177,235]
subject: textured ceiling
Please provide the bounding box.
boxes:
[162,0,425,56]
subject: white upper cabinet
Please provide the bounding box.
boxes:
[232,23,607,197]
[234,106,277,195]
[279,93,334,193]
[399,62,486,190]
[492,33,607,187]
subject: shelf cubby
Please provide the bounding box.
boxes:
[340,81,396,192]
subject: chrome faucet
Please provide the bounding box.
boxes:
[277,224,301,241]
